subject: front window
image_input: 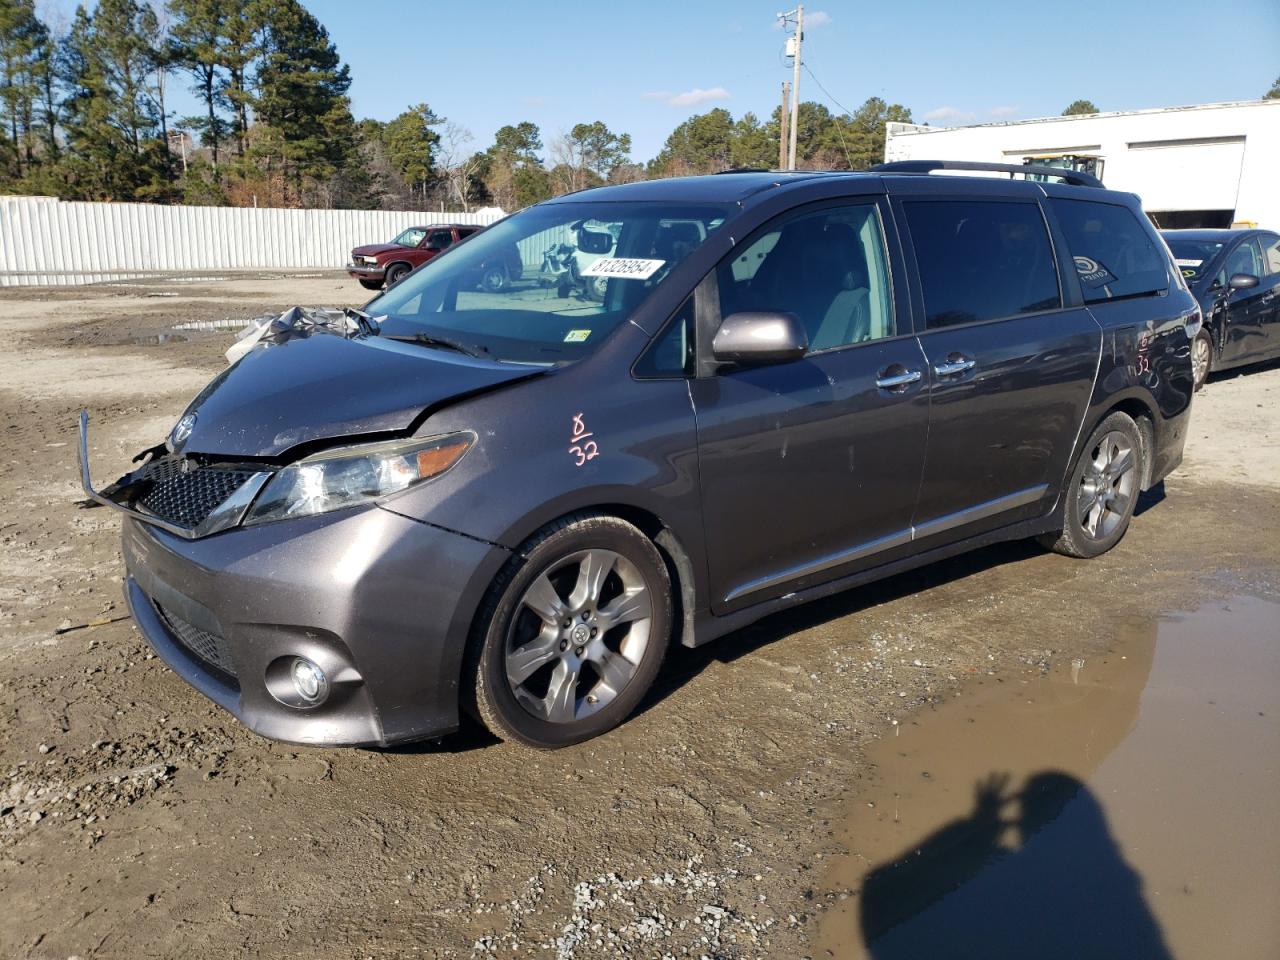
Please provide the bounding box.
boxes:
[367,201,729,364]
[393,227,427,248]
[1164,237,1224,284]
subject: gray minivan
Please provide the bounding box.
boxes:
[81,162,1200,748]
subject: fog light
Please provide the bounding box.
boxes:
[290,657,328,704]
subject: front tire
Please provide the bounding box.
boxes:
[468,514,673,748]
[1041,412,1144,559]
[385,263,410,287]
[1191,329,1212,391]
[358,278,383,291]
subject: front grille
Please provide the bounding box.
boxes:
[136,458,258,530]
[154,602,239,686]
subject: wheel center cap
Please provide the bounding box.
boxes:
[571,624,590,644]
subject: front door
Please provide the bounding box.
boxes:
[896,195,1102,544]
[1219,235,1280,366]
[691,199,931,614]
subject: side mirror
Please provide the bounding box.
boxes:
[1228,273,1260,291]
[711,311,808,365]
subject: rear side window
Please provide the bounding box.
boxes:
[904,200,1061,329]
[1050,199,1169,303]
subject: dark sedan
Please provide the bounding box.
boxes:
[1162,228,1280,389]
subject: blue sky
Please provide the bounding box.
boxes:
[55,0,1280,162]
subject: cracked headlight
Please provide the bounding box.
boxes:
[245,433,472,525]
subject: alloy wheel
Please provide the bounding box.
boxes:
[505,549,652,723]
[1077,430,1138,540]
[1192,333,1210,388]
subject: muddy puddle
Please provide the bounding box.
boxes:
[815,595,1280,959]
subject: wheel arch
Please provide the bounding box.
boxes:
[1086,395,1157,491]
[493,500,700,651]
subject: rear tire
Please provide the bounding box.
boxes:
[358,278,382,291]
[1040,412,1145,559]
[1191,329,1212,391]
[481,265,508,293]
[467,514,673,748]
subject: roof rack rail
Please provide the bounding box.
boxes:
[871,160,1103,189]
[713,167,774,175]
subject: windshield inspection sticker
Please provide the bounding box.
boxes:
[564,329,592,343]
[579,257,665,280]
[1176,258,1203,267]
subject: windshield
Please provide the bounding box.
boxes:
[393,227,426,248]
[1164,237,1224,283]
[366,201,729,364]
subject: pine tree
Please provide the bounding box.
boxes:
[168,0,227,165]
[0,0,46,181]
[254,0,357,204]
[383,103,441,202]
[59,1,169,200]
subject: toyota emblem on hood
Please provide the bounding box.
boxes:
[170,413,197,449]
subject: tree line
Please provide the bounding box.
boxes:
[1,0,905,211]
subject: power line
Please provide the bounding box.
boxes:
[803,62,857,119]
[802,62,854,169]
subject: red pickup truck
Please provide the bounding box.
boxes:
[347,224,478,290]
[347,224,523,292]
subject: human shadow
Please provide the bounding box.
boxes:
[856,770,1173,959]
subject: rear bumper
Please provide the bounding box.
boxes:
[122,505,507,747]
[1150,402,1191,487]
[346,263,386,280]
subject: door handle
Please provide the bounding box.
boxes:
[934,357,976,377]
[875,369,922,389]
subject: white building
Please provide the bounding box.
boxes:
[884,100,1280,230]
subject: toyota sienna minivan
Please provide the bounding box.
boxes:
[80,162,1200,748]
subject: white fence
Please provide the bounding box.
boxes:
[0,195,504,279]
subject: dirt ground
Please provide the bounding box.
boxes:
[0,273,1277,959]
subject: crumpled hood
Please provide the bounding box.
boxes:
[178,332,538,459]
[351,243,403,259]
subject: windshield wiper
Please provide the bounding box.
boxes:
[381,332,486,358]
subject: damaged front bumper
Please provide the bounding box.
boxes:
[78,411,272,539]
[81,413,507,747]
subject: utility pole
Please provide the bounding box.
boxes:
[778,6,804,169]
[778,81,790,170]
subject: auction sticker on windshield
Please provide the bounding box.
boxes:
[580,258,665,280]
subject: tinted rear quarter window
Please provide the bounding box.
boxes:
[1050,198,1169,303]
[904,200,1061,329]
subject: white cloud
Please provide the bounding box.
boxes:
[923,105,975,124]
[988,105,1018,118]
[646,87,732,108]
[667,86,731,107]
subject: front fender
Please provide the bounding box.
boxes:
[380,324,710,609]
